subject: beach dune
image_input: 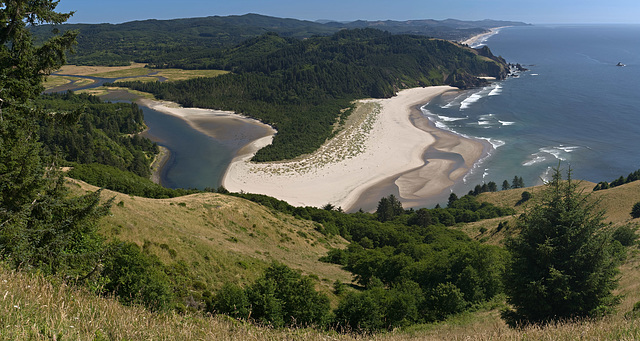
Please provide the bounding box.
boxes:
[222,86,487,211]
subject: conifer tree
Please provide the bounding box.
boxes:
[503,166,621,326]
[0,1,111,278]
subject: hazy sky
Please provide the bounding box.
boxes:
[55,0,639,25]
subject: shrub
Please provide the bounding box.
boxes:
[631,202,640,219]
[101,241,173,311]
[612,225,637,246]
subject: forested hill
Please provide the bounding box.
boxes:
[30,13,527,66]
[117,29,508,161]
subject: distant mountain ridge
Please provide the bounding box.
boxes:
[31,13,529,66]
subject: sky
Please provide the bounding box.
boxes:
[55,0,639,25]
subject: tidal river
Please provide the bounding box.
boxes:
[50,74,271,190]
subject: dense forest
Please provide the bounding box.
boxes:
[29,13,527,66]
[37,92,156,177]
[117,29,508,161]
[36,92,197,197]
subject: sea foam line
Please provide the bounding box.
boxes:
[522,145,580,166]
[488,84,502,96]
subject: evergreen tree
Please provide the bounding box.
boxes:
[503,166,621,326]
[376,194,403,222]
[502,180,511,191]
[447,192,459,207]
[0,1,110,277]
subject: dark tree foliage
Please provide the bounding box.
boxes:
[213,262,330,328]
[117,29,507,161]
[0,1,111,278]
[37,92,157,177]
[376,194,404,222]
[594,169,640,191]
[632,202,640,219]
[503,166,622,326]
[101,241,174,311]
[511,176,525,189]
[502,180,511,191]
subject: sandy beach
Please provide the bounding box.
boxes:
[460,27,509,47]
[222,86,488,211]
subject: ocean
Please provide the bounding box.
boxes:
[423,24,640,197]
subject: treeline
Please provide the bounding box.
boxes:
[68,163,198,198]
[29,13,526,67]
[37,92,157,178]
[118,29,507,161]
[593,168,640,191]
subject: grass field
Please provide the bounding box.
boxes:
[45,64,229,94]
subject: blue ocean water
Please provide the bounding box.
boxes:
[423,24,640,195]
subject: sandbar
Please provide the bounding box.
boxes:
[137,99,276,143]
[222,86,488,211]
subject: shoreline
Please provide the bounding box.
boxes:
[222,86,489,211]
[149,145,170,185]
[460,26,510,48]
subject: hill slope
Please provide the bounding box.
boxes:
[3,179,640,339]
[67,178,352,302]
[30,13,527,66]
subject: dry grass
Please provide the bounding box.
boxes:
[463,180,640,244]
[67,179,352,295]
[0,266,360,340]
[152,69,229,81]
[4,262,640,340]
[76,87,157,100]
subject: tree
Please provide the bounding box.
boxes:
[511,176,524,189]
[447,192,459,207]
[631,202,640,219]
[0,1,110,278]
[502,180,511,191]
[376,194,403,222]
[244,262,330,327]
[503,166,621,326]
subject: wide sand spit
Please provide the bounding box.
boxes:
[139,86,487,211]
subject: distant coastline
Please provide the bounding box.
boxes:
[460,26,510,48]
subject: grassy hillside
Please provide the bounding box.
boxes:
[67,179,352,298]
[3,179,640,339]
[461,180,640,244]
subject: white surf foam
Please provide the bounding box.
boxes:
[523,145,580,166]
[460,93,483,110]
[488,84,502,96]
[523,153,546,166]
[437,115,467,122]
